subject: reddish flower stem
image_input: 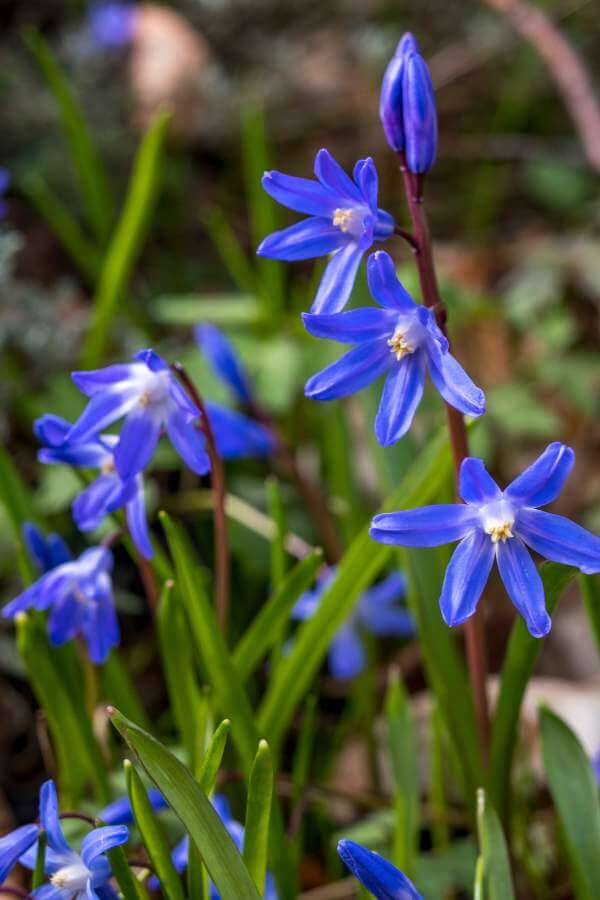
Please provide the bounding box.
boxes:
[398,157,491,764]
[171,363,230,633]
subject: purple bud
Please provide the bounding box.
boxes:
[402,52,438,174]
[379,32,419,153]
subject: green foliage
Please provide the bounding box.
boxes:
[385,671,418,878]
[243,740,274,894]
[476,788,515,900]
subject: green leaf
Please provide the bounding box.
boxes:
[385,671,418,878]
[24,29,114,243]
[107,843,149,900]
[476,788,515,900]
[198,719,231,794]
[109,708,261,900]
[267,478,287,590]
[0,444,36,541]
[150,293,261,327]
[243,740,273,895]
[490,563,577,823]
[257,428,452,752]
[32,831,46,890]
[125,759,186,900]
[474,855,484,900]
[233,549,323,680]
[540,707,600,899]
[202,207,258,296]
[579,574,600,658]
[83,109,171,366]
[101,651,151,733]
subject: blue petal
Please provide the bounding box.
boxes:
[439,531,495,627]
[516,508,600,575]
[496,537,551,637]
[505,442,575,509]
[23,523,54,574]
[0,824,39,882]
[367,251,417,311]
[305,340,391,401]
[426,342,486,417]
[48,591,80,647]
[72,475,123,532]
[329,625,365,679]
[354,157,378,211]
[314,149,363,202]
[40,780,71,856]
[114,407,162,480]
[374,209,395,240]
[337,840,423,900]
[34,414,71,447]
[195,324,252,403]
[134,349,169,373]
[358,574,414,637]
[403,53,438,175]
[380,37,415,152]
[310,241,367,315]
[212,794,233,825]
[261,170,338,217]
[370,505,477,547]
[172,835,189,872]
[459,458,502,506]
[80,577,120,664]
[39,439,109,469]
[46,534,72,568]
[81,826,129,868]
[68,386,139,445]
[71,364,138,396]
[165,407,210,476]
[32,885,66,899]
[257,218,343,261]
[375,353,426,446]
[125,477,153,559]
[206,403,274,459]
[302,308,397,344]
[98,790,166,826]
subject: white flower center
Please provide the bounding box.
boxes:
[479,499,515,544]
[51,861,90,891]
[387,328,414,360]
[332,207,368,238]
[134,368,171,414]
[100,455,116,474]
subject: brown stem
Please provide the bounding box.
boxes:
[248,401,344,563]
[171,363,230,633]
[393,224,420,254]
[134,549,159,615]
[59,812,97,825]
[399,157,491,764]
[0,889,31,898]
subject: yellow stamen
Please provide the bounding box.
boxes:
[387,330,413,360]
[332,208,354,233]
[101,458,116,474]
[486,522,514,543]
[139,390,151,408]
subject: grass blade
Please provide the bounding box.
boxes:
[202,206,258,296]
[107,843,149,900]
[476,788,515,900]
[385,670,418,878]
[243,739,273,895]
[199,719,231,794]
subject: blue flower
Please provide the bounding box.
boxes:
[379,33,419,153]
[0,823,39,886]
[292,569,413,679]
[23,523,72,574]
[303,251,485,445]
[89,3,137,49]
[0,168,10,218]
[337,840,422,900]
[98,789,167,825]
[21,780,128,899]
[257,149,394,315]
[3,545,119,663]
[35,414,153,560]
[371,443,600,637]
[195,324,253,405]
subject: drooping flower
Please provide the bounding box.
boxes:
[20,780,128,899]
[195,324,253,405]
[303,251,485,445]
[257,149,394,315]
[292,569,413,679]
[35,415,152,560]
[67,349,273,482]
[23,523,72,574]
[371,443,600,637]
[88,2,137,49]
[3,545,119,663]
[0,823,39,886]
[337,840,422,900]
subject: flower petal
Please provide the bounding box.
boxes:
[257,217,343,261]
[302,308,397,344]
[426,342,486,417]
[496,537,551,637]
[71,364,138,396]
[0,824,39,883]
[81,826,129,868]
[114,406,162,480]
[206,403,274,459]
[99,789,167,826]
[314,149,363,202]
[329,625,365,679]
[375,353,426,446]
[165,407,210,476]
[261,170,338,217]
[367,251,417,311]
[34,414,71,447]
[304,340,391,401]
[80,576,120,664]
[505,442,575,509]
[370,505,477,547]
[354,157,378,211]
[459,458,502,505]
[439,531,495,627]
[516,508,600,574]
[72,475,123,532]
[48,591,80,647]
[310,241,366,315]
[67,385,139,445]
[195,324,252,404]
[40,780,72,856]
[125,477,153,559]
[337,840,423,900]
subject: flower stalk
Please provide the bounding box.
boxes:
[398,157,491,761]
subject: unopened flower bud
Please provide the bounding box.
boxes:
[379,32,418,152]
[402,51,438,174]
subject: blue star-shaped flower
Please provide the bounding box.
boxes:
[3,545,119,663]
[338,840,422,899]
[303,251,485,445]
[21,780,128,899]
[371,443,600,637]
[257,149,394,315]
[292,569,413,679]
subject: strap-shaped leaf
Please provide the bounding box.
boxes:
[243,740,273,895]
[109,708,261,900]
[386,671,418,878]
[476,788,515,900]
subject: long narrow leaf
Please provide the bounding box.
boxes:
[243,740,273,895]
[385,671,418,878]
[199,719,231,794]
[476,788,515,900]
